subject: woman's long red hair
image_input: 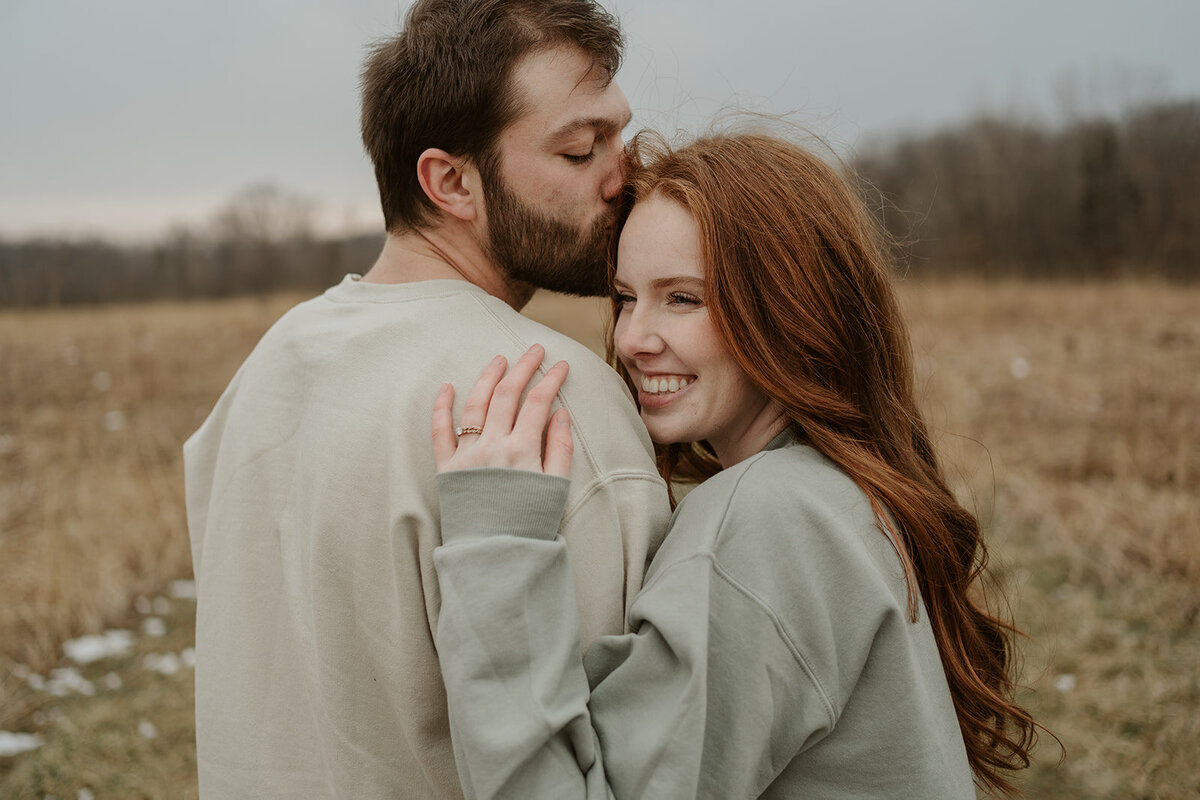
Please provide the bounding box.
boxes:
[607,132,1041,796]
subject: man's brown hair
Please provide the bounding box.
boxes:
[360,0,623,234]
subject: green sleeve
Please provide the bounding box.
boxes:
[433,469,833,799]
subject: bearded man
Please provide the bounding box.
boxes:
[183,1,669,797]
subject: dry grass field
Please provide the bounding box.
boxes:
[1,278,1197,798]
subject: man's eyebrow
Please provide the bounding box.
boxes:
[547,111,632,143]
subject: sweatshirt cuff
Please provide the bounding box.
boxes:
[436,468,569,546]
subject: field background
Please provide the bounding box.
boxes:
[1,278,1197,798]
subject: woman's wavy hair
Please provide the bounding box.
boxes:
[605,131,1042,796]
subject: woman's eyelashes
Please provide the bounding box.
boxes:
[667,291,702,307]
[613,291,703,309]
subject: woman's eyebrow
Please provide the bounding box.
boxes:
[649,276,704,290]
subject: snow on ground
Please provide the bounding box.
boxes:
[62,630,134,664]
[0,731,43,757]
[169,579,196,600]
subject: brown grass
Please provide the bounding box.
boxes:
[1,278,1197,798]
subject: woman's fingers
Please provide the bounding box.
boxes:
[459,354,508,434]
[483,344,545,435]
[434,346,571,475]
[542,408,574,478]
[512,359,568,441]
[431,383,457,470]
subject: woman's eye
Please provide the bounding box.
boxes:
[614,292,635,306]
[563,151,596,165]
[668,292,702,306]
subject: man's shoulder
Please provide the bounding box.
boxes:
[468,299,659,485]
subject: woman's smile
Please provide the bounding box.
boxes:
[636,373,696,408]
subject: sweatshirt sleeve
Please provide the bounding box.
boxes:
[433,468,835,799]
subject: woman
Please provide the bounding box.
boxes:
[430,133,1038,798]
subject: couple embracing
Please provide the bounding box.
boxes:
[184,1,1038,797]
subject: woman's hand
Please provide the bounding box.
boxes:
[432,344,573,478]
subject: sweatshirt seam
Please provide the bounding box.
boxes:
[715,453,839,725]
[707,557,839,728]
[561,470,669,524]
[640,454,840,730]
[638,548,839,733]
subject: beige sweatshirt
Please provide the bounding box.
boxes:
[184,275,670,798]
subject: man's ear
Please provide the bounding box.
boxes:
[416,148,480,222]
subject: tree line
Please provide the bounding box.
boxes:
[0,185,382,308]
[853,98,1200,279]
[2,98,1198,308]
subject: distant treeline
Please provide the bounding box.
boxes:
[1,184,384,308]
[853,98,1200,278]
[3,99,1198,308]
[0,230,382,308]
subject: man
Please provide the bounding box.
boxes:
[183,1,670,797]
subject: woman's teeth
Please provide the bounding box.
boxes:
[641,376,691,394]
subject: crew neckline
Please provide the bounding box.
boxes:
[323,274,490,304]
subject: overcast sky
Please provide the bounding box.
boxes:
[2,0,1197,241]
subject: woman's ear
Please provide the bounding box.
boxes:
[416,148,480,222]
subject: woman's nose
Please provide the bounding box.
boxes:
[615,308,663,359]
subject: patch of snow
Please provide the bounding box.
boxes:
[46,667,95,697]
[0,731,43,757]
[144,653,181,676]
[181,647,196,668]
[142,617,167,637]
[63,630,134,664]
[102,410,127,432]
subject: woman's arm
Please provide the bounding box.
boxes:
[431,348,828,799]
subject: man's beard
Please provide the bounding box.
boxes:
[480,170,614,298]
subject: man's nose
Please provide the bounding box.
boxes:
[600,142,628,203]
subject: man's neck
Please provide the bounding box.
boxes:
[361,227,535,310]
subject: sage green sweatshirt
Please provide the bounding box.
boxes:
[434,431,976,799]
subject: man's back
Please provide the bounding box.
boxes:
[184,275,669,798]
